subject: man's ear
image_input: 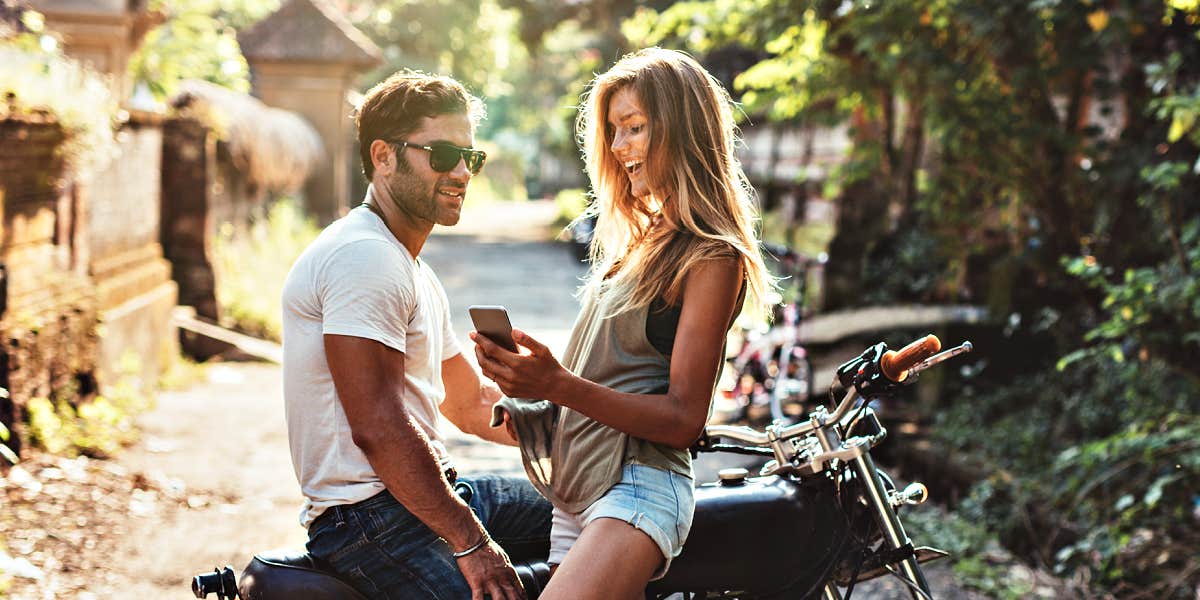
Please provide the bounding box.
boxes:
[369,139,394,177]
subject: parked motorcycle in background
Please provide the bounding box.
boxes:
[568,213,597,262]
[727,243,828,424]
[193,334,971,600]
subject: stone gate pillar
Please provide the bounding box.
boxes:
[238,0,382,223]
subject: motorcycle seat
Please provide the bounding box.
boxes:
[241,549,553,600]
[513,560,552,599]
[240,550,367,600]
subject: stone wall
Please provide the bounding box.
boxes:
[160,117,228,358]
[86,111,179,388]
[0,112,180,459]
[0,117,99,457]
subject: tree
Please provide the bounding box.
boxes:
[130,0,281,100]
[630,1,1200,595]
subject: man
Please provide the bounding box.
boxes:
[281,71,549,600]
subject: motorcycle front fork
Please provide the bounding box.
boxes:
[821,452,933,600]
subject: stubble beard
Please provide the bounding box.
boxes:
[382,157,439,225]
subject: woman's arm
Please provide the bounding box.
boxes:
[472,257,743,450]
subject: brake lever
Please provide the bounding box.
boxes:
[907,341,973,377]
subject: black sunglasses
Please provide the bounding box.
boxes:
[389,140,487,175]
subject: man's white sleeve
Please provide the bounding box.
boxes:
[318,240,413,353]
[435,272,462,361]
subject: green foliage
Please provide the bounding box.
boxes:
[347,0,607,198]
[491,19,605,153]
[1050,418,1200,593]
[628,0,1200,595]
[25,370,151,459]
[130,0,270,100]
[0,10,118,174]
[212,199,320,342]
[935,346,1200,596]
[858,221,957,304]
[551,188,589,228]
[904,501,1051,599]
[0,408,16,465]
[352,0,513,103]
[157,351,209,392]
[629,0,1189,298]
[1062,219,1200,371]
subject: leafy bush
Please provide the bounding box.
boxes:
[904,497,1074,599]
[1050,418,1200,596]
[25,366,151,459]
[937,348,1200,594]
[0,9,117,175]
[212,198,320,341]
[933,230,1200,596]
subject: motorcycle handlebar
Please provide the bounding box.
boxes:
[880,334,941,382]
[707,336,973,450]
[705,424,771,446]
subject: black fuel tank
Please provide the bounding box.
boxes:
[649,474,846,595]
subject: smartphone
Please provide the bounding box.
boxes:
[468,305,518,353]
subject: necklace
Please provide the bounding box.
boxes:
[361,199,386,221]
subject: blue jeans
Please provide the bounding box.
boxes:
[306,475,552,600]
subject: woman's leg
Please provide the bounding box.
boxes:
[539,516,662,600]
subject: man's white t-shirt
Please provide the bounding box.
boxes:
[281,204,461,528]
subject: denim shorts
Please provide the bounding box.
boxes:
[549,462,694,580]
[306,475,551,600]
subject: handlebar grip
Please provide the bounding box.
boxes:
[880,334,941,382]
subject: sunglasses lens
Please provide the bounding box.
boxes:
[429,145,461,172]
[466,151,486,174]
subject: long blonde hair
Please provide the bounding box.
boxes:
[576,47,774,317]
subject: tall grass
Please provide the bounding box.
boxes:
[212,199,320,342]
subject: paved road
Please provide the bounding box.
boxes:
[422,200,587,478]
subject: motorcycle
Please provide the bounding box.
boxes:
[568,213,597,262]
[193,334,971,600]
[728,243,827,424]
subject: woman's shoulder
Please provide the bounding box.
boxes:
[679,237,741,269]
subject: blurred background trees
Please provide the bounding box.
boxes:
[628,1,1200,596]
[117,0,1199,595]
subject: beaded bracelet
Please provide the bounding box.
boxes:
[450,533,490,559]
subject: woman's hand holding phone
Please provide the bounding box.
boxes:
[468,306,518,353]
[471,327,571,402]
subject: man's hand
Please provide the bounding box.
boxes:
[456,540,525,600]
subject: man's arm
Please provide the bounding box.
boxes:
[324,334,523,600]
[440,353,517,446]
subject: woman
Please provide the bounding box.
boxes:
[471,48,773,599]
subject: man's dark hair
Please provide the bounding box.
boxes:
[356,71,484,180]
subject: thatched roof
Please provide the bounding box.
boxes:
[170,80,323,193]
[237,0,382,68]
